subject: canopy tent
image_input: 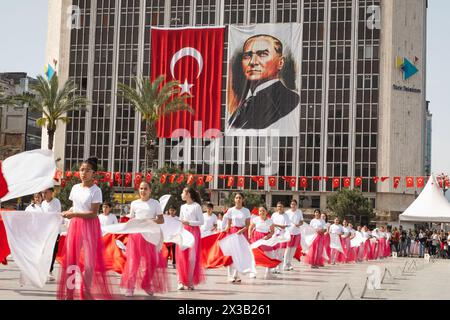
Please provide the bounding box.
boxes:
[399,175,450,223]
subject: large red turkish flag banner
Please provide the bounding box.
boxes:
[151,27,225,138]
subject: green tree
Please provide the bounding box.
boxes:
[58,165,114,211]
[12,75,89,150]
[148,165,209,213]
[224,191,264,211]
[117,76,193,172]
[327,188,375,224]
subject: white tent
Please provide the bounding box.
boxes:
[399,175,450,223]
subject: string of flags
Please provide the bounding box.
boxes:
[53,170,450,191]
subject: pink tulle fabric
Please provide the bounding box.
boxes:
[370,240,379,259]
[378,238,386,259]
[176,225,205,287]
[304,232,325,267]
[251,230,273,252]
[336,237,347,263]
[384,238,391,257]
[57,217,113,300]
[343,237,356,263]
[120,233,169,293]
[287,234,301,248]
[363,240,373,260]
[323,233,331,264]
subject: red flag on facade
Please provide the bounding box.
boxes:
[355,177,363,187]
[227,176,235,188]
[169,174,177,184]
[405,176,414,188]
[176,174,185,184]
[268,176,277,187]
[299,177,308,188]
[252,176,265,187]
[416,177,425,188]
[145,172,152,183]
[74,172,80,179]
[53,169,62,182]
[323,176,329,182]
[283,176,297,188]
[115,172,121,186]
[372,176,379,184]
[160,174,167,184]
[134,173,143,190]
[125,173,132,186]
[197,176,204,186]
[312,176,322,181]
[343,177,351,188]
[61,179,66,188]
[151,27,225,138]
[237,176,245,188]
[205,175,213,183]
[332,177,340,189]
[381,177,389,182]
[187,174,195,185]
[65,171,72,178]
[393,177,401,189]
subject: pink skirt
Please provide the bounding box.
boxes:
[384,239,391,257]
[176,225,205,287]
[120,233,169,293]
[251,230,273,252]
[363,240,373,260]
[378,238,386,259]
[287,234,301,248]
[305,233,325,267]
[343,237,356,263]
[57,217,113,300]
[323,233,331,264]
[336,237,347,263]
[370,241,379,260]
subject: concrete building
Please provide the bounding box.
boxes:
[47,0,428,216]
[0,73,41,160]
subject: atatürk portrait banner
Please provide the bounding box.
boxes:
[226,24,302,137]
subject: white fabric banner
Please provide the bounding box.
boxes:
[1,211,61,288]
[299,223,317,253]
[351,232,366,248]
[159,215,195,250]
[1,149,56,202]
[250,229,291,249]
[219,233,256,274]
[329,234,344,253]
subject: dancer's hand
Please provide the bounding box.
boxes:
[62,211,76,219]
[181,220,190,226]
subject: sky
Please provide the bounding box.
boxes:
[0,0,449,176]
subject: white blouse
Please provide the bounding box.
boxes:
[201,213,218,233]
[329,224,344,235]
[285,209,303,236]
[310,218,326,231]
[69,183,102,212]
[129,199,163,220]
[253,216,273,234]
[180,202,204,226]
[224,207,251,228]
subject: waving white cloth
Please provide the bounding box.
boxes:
[299,223,318,253]
[1,211,61,288]
[102,218,163,248]
[219,233,256,274]
[330,233,344,253]
[160,215,195,250]
[0,149,56,202]
[351,232,366,248]
[250,229,291,249]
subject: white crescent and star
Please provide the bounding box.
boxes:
[170,47,204,96]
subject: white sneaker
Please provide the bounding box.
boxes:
[228,277,235,283]
[177,283,186,290]
[125,289,134,297]
[249,272,257,279]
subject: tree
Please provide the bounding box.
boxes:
[327,189,375,224]
[117,76,193,172]
[149,165,209,213]
[58,165,114,211]
[224,191,264,211]
[12,75,89,150]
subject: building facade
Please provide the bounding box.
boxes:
[47,0,428,213]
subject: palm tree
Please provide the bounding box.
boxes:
[13,75,89,150]
[117,75,193,172]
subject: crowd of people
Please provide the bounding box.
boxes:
[9,156,450,300]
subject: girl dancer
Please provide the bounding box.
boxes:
[329,218,344,265]
[283,199,303,271]
[120,181,168,297]
[361,226,373,260]
[224,193,251,283]
[321,212,331,264]
[25,193,43,212]
[305,210,327,268]
[342,220,356,263]
[176,187,205,290]
[248,206,276,279]
[201,202,217,238]
[58,157,112,300]
[270,202,291,274]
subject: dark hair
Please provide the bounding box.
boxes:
[290,199,298,205]
[103,201,112,208]
[139,181,151,188]
[44,188,54,193]
[83,157,98,171]
[206,202,214,209]
[243,34,283,56]
[168,205,177,211]
[276,201,284,206]
[234,192,245,199]
[185,187,202,204]
[314,209,321,214]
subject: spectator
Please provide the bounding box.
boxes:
[431,231,439,256]
[399,226,407,257]
[447,231,450,259]
[418,229,426,258]
[391,227,400,253]
[406,229,413,257]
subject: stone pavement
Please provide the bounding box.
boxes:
[0,257,449,300]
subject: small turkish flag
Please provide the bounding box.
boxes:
[65,171,73,178]
[169,174,177,184]
[187,174,195,185]
[372,176,379,184]
[268,176,277,187]
[125,173,132,186]
[416,177,425,188]
[53,169,62,182]
[115,172,122,185]
[227,176,235,187]
[381,177,390,182]
[343,177,351,188]
[177,174,185,184]
[405,177,414,188]
[299,177,308,188]
[134,173,143,190]
[445,180,450,189]
[160,174,167,184]
[237,176,245,188]
[74,172,80,179]
[145,172,152,183]
[355,177,363,187]
[393,177,401,189]
[205,175,213,183]
[197,176,204,186]
[61,179,66,188]
[252,176,265,187]
[332,177,340,189]
[283,176,296,188]
[313,176,322,181]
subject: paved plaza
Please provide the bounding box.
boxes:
[1,257,449,300]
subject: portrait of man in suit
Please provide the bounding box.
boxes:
[226,34,300,135]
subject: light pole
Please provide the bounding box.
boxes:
[119,137,128,216]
